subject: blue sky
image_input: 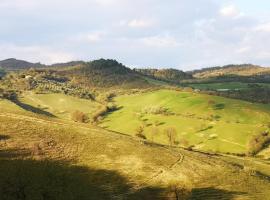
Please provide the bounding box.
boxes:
[1,0,270,70]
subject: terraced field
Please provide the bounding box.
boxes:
[101,89,270,154]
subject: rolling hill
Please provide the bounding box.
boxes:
[136,68,193,83]
[100,89,270,155]
[190,64,270,79]
[0,97,270,199]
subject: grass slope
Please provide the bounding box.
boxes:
[101,89,270,154]
[0,107,270,199]
[19,92,101,119]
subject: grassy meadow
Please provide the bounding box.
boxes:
[19,92,101,119]
[100,89,270,154]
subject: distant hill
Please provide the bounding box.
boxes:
[190,64,270,79]
[135,68,193,83]
[58,59,151,88]
[0,58,45,70]
[50,61,85,68]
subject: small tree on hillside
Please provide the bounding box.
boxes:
[71,110,88,123]
[135,125,146,140]
[165,127,177,147]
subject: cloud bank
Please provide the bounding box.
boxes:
[0,0,270,69]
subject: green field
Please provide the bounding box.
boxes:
[19,92,101,119]
[188,82,270,91]
[100,89,270,154]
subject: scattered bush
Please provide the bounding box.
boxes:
[141,106,170,115]
[92,103,119,123]
[71,110,88,123]
[247,131,270,156]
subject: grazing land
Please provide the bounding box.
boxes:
[101,89,270,154]
[0,59,270,199]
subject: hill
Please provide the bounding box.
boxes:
[0,58,45,70]
[136,68,193,83]
[190,64,270,79]
[0,98,270,199]
[101,89,270,155]
[58,59,152,88]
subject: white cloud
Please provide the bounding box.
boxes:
[220,5,240,18]
[141,35,180,48]
[73,31,106,43]
[255,22,270,32]
[0,44,75,64]
[0,0,38,10]
[127,19,155,28]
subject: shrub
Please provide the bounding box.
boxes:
[208,100,216,106]
[71,110,88,123]
[247,131,270,156]
[164,127,177,146]
[135,125,147,140]
[92,106,108,122]
[141,106,170,115]
[166,181,192,200]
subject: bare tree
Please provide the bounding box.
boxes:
[165,127,177,147]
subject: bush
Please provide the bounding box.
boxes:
[247,131,270,156]
[92,106,108,122]
[71,110,88,123]
[135,125,147,140]
[164,127,177,146]
[141,106,170,115]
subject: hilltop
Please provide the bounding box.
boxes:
[58,59,151,88]
[135,68,192,83]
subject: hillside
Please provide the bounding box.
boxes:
[190,64,270,79]
[101,89,270,155]
[136,68,193,83]
[59,59,151,88]
[0,98,270,199]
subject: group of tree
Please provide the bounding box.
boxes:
[247,130,270,156]
[136,68,193,84]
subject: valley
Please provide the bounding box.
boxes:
[0,59,270,199]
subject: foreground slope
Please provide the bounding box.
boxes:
[0,99,270,199]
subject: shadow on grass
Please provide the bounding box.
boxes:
[213,103,225,110]
[0,148,170,200]
[197,126,213,132]
[11,99,56,117]
[191,187,246,200]
[0,135,10,140]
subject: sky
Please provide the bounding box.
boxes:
[1,0,270,70]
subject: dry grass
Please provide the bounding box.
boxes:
[0,113,270,199]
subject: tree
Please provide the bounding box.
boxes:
[135,125,146,140]
[71,110,88,123]
[164,127,177,147]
